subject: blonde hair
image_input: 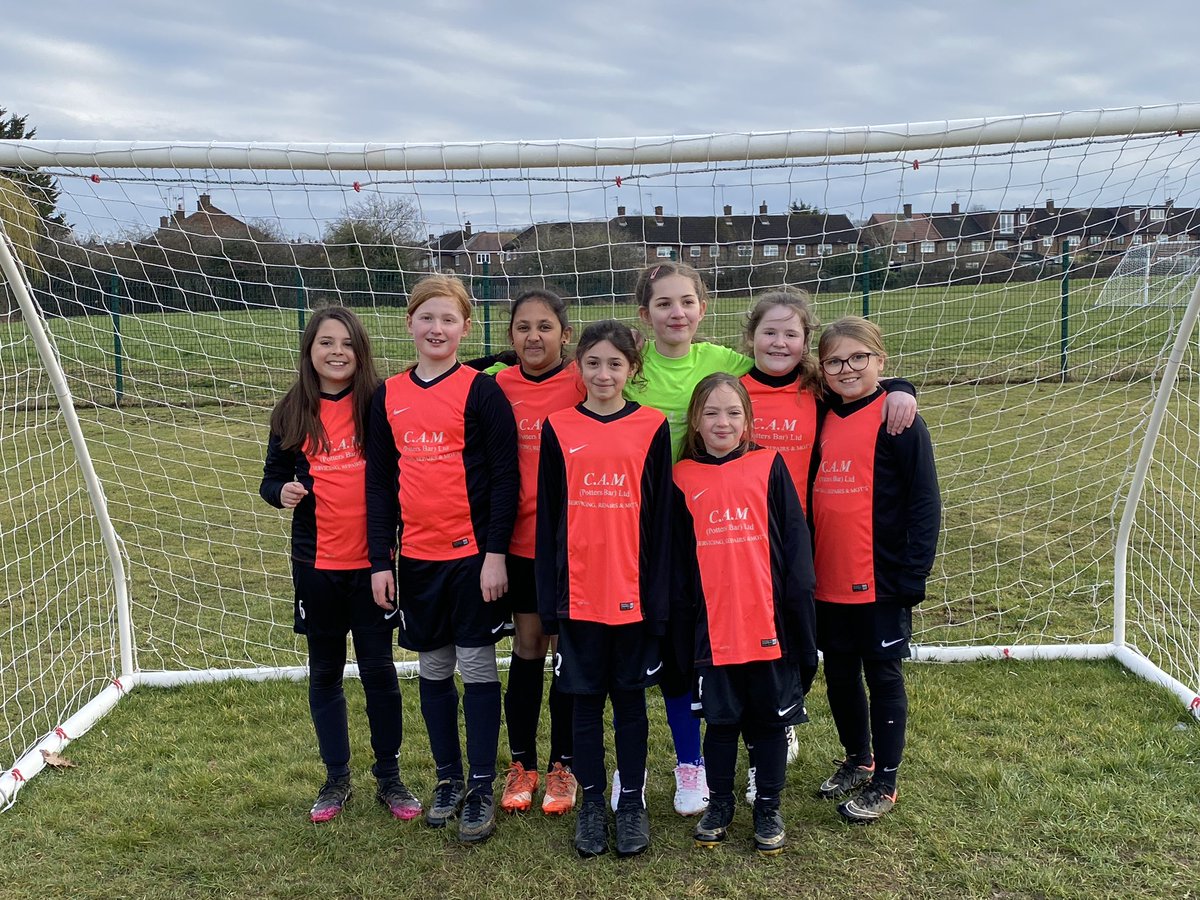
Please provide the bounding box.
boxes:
[817,315,888,363]
[408,273,473,322]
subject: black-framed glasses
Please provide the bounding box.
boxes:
[821,352,879,375]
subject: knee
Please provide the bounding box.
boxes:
[419,645,457,681]
[457,645,499,684]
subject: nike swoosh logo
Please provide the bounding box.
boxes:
[645,661,663,676]
[777,703,798,717]
[881,637,905,648]
[691,489,708,501]
[491,622,507,634]
[384,607,399,620]
[510,400,525,407]
[568,444,588,454]
[392,407,410,415]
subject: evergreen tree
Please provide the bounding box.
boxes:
[0,106,64,225]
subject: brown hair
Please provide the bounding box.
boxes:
[269,306,381,454]
[681,372,754,461]
[744,287,823,395]
[574,319,644,384]
[632,260,709,310]
[407,273,473,322]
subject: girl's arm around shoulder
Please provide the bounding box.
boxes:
[639,418,676,635]
[880,377,918,436]
[769,453,818,691]
[534,418,566,635]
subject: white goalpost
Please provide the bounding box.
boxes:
[3,102,1200,810]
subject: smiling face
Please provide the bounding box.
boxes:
[310,317,357,394]
[407,295,469,367]
[510,299,570,376]
[638,273,707,355]
[821,336,885,402]
[752,305,808,376]
[695,382,749,457]
[578,339,631,411]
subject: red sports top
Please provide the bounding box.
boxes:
[495,361,587,558]
[742,368,818,513]
[674,449,778,665]
[365,364,518,564]
[811,388,941,605]
[260,388,369,570]
[535,402,673,630]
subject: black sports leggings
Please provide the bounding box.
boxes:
[823,653,907,784]
[307,626,402,780]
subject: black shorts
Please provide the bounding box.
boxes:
[291,563,396,639]
[692,659,807,727]
[506,554,537,616]
[395,554,510,652]
[815,600,912,660]
[554,619,662,695]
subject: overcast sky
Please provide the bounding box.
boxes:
[5,0,1200,234]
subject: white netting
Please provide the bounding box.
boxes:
[1095,240,1200,308]
[3,104,1200,806]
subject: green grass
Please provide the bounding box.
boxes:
[0,661,1196,899]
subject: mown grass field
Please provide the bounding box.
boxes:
[2,276,1199,897]
[0,660,1196,899]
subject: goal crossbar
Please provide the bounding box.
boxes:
[1,103,1199,171]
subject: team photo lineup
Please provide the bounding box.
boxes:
[259,260,941,857]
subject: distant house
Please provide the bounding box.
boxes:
[867,200,1200,272]
[421,222,517,274]
[607,202,859,266]
[153,193,275,246]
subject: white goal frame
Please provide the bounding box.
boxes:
[3,102,1200,809]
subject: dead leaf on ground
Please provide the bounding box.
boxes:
[40,749,77,769]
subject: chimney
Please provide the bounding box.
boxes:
[173,204,185,224]
[160,216,170,228]
[1046,199,1056,212]
[617,205,627,225]
[759,202,768,215]
[654,205,664,225]
[903,203,912,219]
[428,233,436,244]
[951,202,960,215]
[723,204,733,217]
[463,220,472,238]
[198,193,213,212]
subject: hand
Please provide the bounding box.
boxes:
[480,552,508,602]
[881,391,917,435]
[279,480,308,508]
[371,570,396,611]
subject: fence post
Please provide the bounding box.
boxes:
[860,247,871,318]
[295,268,306,333]
[1060,250,1071,382]
[480,259,492,355]
[109,273,124,405]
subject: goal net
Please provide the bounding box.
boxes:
[3,103,1200,808]
[1095,239,1200,308]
